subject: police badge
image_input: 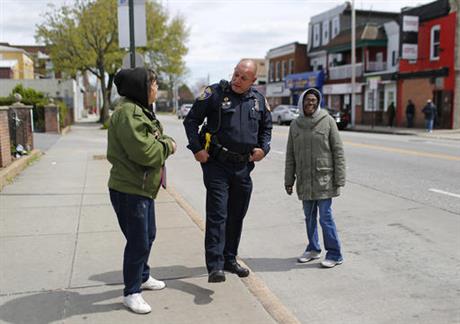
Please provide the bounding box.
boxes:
[221,97,232,109]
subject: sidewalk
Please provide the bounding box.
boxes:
[347,124,460,141]
[0,123,278,324]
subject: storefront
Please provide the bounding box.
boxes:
[285,70,325,105]
[266,81,291,107]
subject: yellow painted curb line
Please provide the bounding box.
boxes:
[167,186,300,324]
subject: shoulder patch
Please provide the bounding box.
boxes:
[197,86,213,101]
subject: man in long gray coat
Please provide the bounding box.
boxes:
[284,87,346,268]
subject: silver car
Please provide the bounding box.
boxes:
[271,105,299,125]
[177,103,192,119]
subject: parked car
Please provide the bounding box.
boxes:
[271,105,299,125]
[177,103,192,119]
[326,107,350,130]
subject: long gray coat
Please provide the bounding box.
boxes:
[284,89,346,201]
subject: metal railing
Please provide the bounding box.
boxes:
[329,63,363,80]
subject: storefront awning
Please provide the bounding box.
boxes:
[285,70,324,91]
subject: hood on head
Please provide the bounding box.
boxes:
[297,87,323,117]
[114,68,149,109]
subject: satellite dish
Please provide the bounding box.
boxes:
[122,52,144,69]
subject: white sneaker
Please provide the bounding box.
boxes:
[141,276,166,290]
[123,293,151,314]
[297,251,321,263]
[321,259,343,268]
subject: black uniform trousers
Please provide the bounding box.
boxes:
[201,159,254,273]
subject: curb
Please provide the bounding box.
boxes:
[345,127,418,136]
[167,186,301,324]
[61,125,71,135]
[0,149,43,191]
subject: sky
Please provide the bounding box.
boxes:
[0,0,435,87]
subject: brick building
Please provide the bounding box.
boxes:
[397,0,457,129]
[266,42,309,107]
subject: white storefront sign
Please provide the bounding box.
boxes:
[402,16,419,32]
[323,83,363,95]
[266,82,290,97]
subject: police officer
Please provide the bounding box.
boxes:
[183,59,272,283]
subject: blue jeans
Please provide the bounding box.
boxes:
[425,119,434,132]
[302,199,342,261]
[109,189,156,296]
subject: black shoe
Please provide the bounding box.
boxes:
[208,270,226,283]
[224,261,250,278]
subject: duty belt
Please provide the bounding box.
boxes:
[210,143,249,164]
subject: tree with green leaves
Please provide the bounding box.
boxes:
[36,0,188,123]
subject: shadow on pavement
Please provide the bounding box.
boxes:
[0,266,214,324]
[90,266,214,305]
[244,257,323,272]
[0,289,121,324]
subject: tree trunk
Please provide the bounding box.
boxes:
[97,64,110,124]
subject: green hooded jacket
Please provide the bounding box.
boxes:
[284,88,346,200]
[107,68,175,199]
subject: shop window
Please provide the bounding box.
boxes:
[430,25,440,60]
[379,90,385,111]
[367,91,375,112]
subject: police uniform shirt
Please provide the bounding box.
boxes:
[183,80,272,156]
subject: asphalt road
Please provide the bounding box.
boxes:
[160,114,460,324]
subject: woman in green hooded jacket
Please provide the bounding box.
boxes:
[107,68,176,314]
[285,88,345,268]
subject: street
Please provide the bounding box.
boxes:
[161,114,460,324]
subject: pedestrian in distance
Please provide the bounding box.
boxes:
[406,99,415,128]
[107,67,177,314]
[183,59,272,283]
[284,88,346,268]
[422,99,437,132]
[387,101,396,127]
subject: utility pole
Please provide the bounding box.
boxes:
[128,0,135,68]
[450,0,460,129]
[351,0,356,127]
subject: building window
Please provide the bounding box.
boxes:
[313,24,320,47]
[322,20,329,45]
[276,61,281,81]
[282,60,288,79]
[379,90,385,111]
[289,59,294,74]
[332,16,340,38]
[430,25,440,60]
[269,62,274,82]
[392,51,396,66]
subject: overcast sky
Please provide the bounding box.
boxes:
[0,0,434,87]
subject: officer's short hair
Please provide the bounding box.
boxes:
[238,59,258,75]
